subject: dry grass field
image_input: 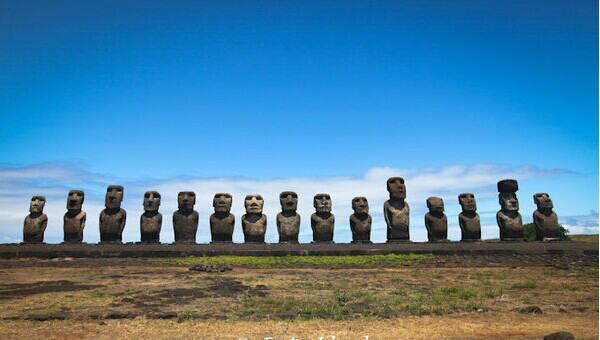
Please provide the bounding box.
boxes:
[0,252,597,339]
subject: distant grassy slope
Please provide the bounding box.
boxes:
[570,234,599,244]
[154,253,435,268]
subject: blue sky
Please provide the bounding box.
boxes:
[0,1,597,243]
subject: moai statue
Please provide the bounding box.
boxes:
[384,177,410,242]
[242,194,267,243]
[23,196,47,243]
[311,193,335,243]
[350,196,372,243]
[99,185,127,243]
[63,190,86,243]
[277,191,300,243]
[496,179,523,241]
[140,191,162,243]
[458,193,481,241]
[173,191,199,243]
[425,197,448,242]
[210,193,235,243]
[533,193,561,241]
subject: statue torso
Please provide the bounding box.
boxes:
[24,214,47,241]
[210,213,235,234]
[140,213,162,234]
[100,209,126,234]
[242,214,267,236]
[350,214,371,233]
[64,211,86,241]
[277,213,300,237]
[311,213,335,234]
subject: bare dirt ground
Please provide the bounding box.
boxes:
[0,253,597,339]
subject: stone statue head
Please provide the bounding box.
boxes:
[387,177,406,199]
[427,197,445,213]
[458,193,476,213]
[213,193,233,213]
[143,191,161,212]
[29,196,46,214]
[280,191,298,212]
[178,191,196,211]
[314,193,332,213]
[352,196,369,214]
[498,179,519,212]
[244,194,264,214]
[533,193,553,210]
[67,190,84,211]
[105,185,124,209]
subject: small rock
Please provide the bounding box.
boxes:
[98,321,107,326]
[25,313,67,321]
[518,306,543,314]
[274,311,297,320]
[543,331,575,340]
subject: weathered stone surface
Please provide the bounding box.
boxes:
[518,305,543,314]
[533,193,561,240]
[173,192,198,243]
[23,196,47,244]
[543,331,575,340]
[63,190,86,243]
[140,191,162,243]
[458,193,481,241]
[384,177,410,242]
[210,193,235,243]
[99,186,126,243]
[350,196,371,243]
[277,191,300,243]
[242,194,266,243]
[311,193,334,243]
[425,197,448,242]
[496,179,523,240]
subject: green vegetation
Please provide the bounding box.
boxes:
[154,253,435,268]
[512,280,537,289]
[523,223,570,242]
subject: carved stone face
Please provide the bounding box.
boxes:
[67,190,84,211]
[178,192,196,210]
[29,196,46,214]
[245,194,264,214]
[352,196,369,214]
[280,191,298,212]
[143,191,161,212]
[314,193,332,213]
[458,193,476,212]
[427,197,445,213]
[105,185,124,209]
[387,177,406,199]
[213,193,233,213]
[534,193,553,210]
[499,192,519,212]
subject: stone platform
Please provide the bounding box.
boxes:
[0,241,596,259]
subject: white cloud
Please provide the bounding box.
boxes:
[0,163,587,244]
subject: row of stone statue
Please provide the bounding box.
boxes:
[22,178,562,244]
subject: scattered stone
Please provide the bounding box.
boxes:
[189,264,232,273]
[98,321,106,325]
[25,313,67,321]
[347,302,370,313]
[518,306,543,314]
[104,311,136,319]
[148,312,178,319]
[274,311,297,320]
[543,331,575,340]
